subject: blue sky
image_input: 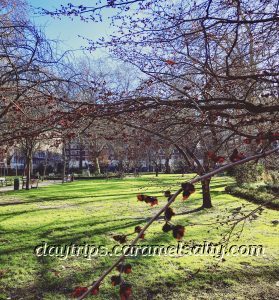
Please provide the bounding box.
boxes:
[27,0,113,57]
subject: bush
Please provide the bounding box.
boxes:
[225,185,279,209]
[233,162,264,186]
[266,170,279,185]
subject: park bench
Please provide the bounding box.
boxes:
[22,176,40,189]
[0,177,13,186]
[5,178,13,186]
[64,174,73,182]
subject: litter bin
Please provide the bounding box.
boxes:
[14,178,20,191]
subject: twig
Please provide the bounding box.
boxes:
[77,146,278,299]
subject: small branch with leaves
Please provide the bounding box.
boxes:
[72,146,278,299]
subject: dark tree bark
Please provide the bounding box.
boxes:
[62,143,66,183]
[43,150,49,181]
[155,167,159,177]
[164,156,171,174]
[21,138,35,190]
[117,160,125,178]
[25,154,31,190]
[201,178,212,208]
[94,157,101,174]
[79,145,83,172]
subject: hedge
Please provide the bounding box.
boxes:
[225,185,279,209]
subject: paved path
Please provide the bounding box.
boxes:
[0,180,62,192]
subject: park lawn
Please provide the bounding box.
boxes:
[0,174,278,300]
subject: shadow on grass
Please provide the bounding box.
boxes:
[0,215,147,257]
[142,264,279,300]
[3,259,278,300]
[0,190,167,206]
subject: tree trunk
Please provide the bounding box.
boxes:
[95,157,101,174]
[155,166,159,177]
[134,167,139,177]
[181,166,185,177]
[201,178,212,208]
[117,161,125,178]
[62,144,66,183]
[164,157,171,174]
[25,154,31,190]
[79,147,83,173]
[43,151,49,181]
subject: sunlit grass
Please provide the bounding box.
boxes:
[0,174,278,299]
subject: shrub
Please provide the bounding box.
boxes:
[268,170,279,185]
[233,162,264,186]
[225,185,279,209]
[260,169,279,187]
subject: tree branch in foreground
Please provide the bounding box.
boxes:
[78,146,278,299]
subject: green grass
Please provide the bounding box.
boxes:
[0,175,278,300]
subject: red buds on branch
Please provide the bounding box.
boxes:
[137,194,158,206]
[76,147,279,300]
